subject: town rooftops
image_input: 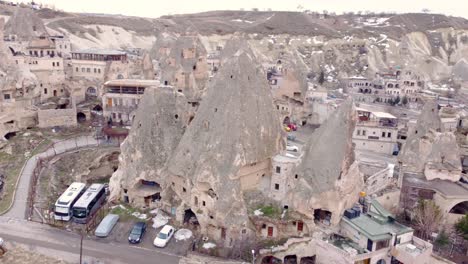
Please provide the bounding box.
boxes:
[28,38,55,49]
[342,200,413,242]
[72,49,126,56]
[104,79,161,88]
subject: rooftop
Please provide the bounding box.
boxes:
[104,79,161,88]
[342,200,412,241]
[403,173,468,198]
[72,49,126,56]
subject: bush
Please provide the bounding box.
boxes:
[455,214,468,240]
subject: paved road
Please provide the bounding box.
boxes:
[0,217,181,264]
[2,135,113,219]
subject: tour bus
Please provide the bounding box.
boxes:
[72,183,106,224]
[54,182,86,221]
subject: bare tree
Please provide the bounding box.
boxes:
[413,200,443,240]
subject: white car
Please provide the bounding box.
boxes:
[153,225,175,248]
[286,145,299,152]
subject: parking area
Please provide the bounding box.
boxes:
[91,219,192,256]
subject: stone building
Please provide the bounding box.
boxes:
[102,79,161,124]
[71,49,129,81]
[353,108,399,155]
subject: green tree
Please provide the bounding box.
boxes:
[435,229,450,248]
[318,71,325,85]
[413,200,443,240]
[455,214,468,240]
[402,96,408,105]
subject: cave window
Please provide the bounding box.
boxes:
[295,174,298,179]
[230,75,233,79]
[193,65,197,70]
[242,229,247,234]
[172,182,175,186]
[275,184,279,190]
[262,224,267,229]
[182,187,186,192]
[214,108,217,112]
[44,88,48,94]
[123,189,128,194]
[194,196,198,206]
[3,94,11,100]
[276,166,281,173]
[202,201,206,207]
[175,114,179,119]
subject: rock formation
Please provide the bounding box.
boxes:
[4,7,48,40]
[399,100,461,181]
[109,86,189,204]
[164,43,283,242]
[153,34,209,101]
[286,100,363,226]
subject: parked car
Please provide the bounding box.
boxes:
[287,135,296,141]
[286,144,299,152]
[95,214,119,238]
[288,123,297,131]
[153,225,175,248]
[128,222,147,244]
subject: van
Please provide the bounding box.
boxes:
[95,214,119,237]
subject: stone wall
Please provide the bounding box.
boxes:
[38,108,77,128]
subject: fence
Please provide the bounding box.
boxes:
[26,134,120,221]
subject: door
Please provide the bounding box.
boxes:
[297,221,304,232]
[267,226,274,237]
[107,98,112,107]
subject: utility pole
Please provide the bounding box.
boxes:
[79,229,84,264]
[251,249,256,264]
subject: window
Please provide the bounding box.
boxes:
[81,68,85,72]
[117,113,122,119]
[276,166,281,173]
[98,69,101,74]
[87,68,91,73]
[382,132,386,137]
[357,130,361,136]
[3,94,11,100]
[387,132,392,138]
[295,174,298,179]
[112,113,116,119]
[202,201,206,206]
[57,62,60,67]
[274,184,279,190]
[182,187,186,192]
[94,68,97,73]
[52,62,55,67]
[76,67,79,72]
[44,88,47,94]
[362,130,367,136]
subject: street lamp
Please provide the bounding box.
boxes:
[251,249,256,264]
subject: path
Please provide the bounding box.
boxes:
[2,135,115,219]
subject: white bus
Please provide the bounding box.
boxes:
[54,182,86,221]
[72,183,106,224]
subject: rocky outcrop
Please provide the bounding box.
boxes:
[400,100,461,181]
[165,44,283,235]
[4,7,48,40]
[286,100,363,225]
[108,86,189,204]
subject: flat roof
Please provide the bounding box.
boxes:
[403,174,468,198]
[343,214,412,241]
[104,79,161,87]
[72,49,126,56]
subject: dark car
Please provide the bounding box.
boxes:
[128,222,146,244]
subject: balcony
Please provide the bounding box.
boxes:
[104,105,138,113]
[391,237,433,264]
